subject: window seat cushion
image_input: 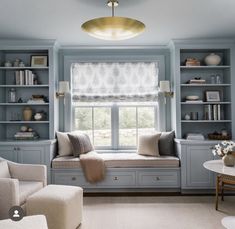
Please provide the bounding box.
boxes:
[52,153,180,169]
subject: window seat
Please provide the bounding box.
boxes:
[52,153,180,169]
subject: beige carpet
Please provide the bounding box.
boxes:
[81,195,235,229]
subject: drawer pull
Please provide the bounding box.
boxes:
[71,177,76,181]
[114,176,118,181]
[155,177,160,181]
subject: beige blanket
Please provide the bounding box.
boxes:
[80,151,106,183]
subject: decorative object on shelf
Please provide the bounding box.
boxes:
[205,90,220,102]
[185,95,199,101]
[221,129,228,137]
[34,111,46,121]
[204,53,221,66]
[8,88,16,103]
[4,61,12,67]
[20,125,28,132]
[14,126,39,140]
[23,106,33,121]
[81,0,145,41]
[186,133,205,140]
[210,74,216,84]
[213,141,235,166]
[19,61,25,67]
[18,98,23,103]
[208,131,231,140]
[27,95,46,104]
[216,74,222,84]
[159,81,174,98]
[185,58,200,66]
[184,114,191,120]
[13,59,21,67]
[204,104,223,120]
[188,77,206,84]
[56,81,70,98]
[31,55,48,67]
[190,112,198,120]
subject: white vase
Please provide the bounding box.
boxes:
[204,53,221,66]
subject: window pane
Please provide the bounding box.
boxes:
[138,107,155,136]
[119,107,137,146]
[74,107,93,141]
[94,107,111,146]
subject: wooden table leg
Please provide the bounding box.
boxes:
[221,181,224,201]
[215,175,220,210]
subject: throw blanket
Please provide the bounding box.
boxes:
[80,151,106,183]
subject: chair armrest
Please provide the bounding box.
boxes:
[8,162,47,186]
[0,178,19,220]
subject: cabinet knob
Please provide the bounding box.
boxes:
[13,147,16,151]
[114,176,118,181]
[71,177,76,181]
[155,177,160,181]
[17,147,20,151]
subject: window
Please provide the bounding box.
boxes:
[71,62,162,149]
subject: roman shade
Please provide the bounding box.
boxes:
[71,62,159,102]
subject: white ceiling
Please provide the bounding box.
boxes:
[0,0,235,46]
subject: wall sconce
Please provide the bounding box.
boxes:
[159,81,174,98]
[56,81,70,98]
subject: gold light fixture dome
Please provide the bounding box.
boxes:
[81,0,145,41]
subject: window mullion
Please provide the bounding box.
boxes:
[136,107,138,146]
[92,107,95,145]
[112,103,118,150]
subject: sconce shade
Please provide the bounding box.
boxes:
[59,81,70,93]
[159,81,170,92]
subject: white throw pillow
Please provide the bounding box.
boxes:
[0,160,11,178]
[56,132,73,157]
[138,133,161,157]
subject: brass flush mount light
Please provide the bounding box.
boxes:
[81,0,145,40]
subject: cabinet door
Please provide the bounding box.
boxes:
[186,145,214,188]
[17,146,45,164]
[0,146,17,162]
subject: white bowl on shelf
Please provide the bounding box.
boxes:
[186,95,200,101]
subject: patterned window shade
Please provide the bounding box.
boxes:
[71,62,159,102]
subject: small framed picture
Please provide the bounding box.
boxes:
[205,91,220,102]
[31,55,48,67]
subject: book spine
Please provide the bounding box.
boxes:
[19,71,24,85]
[208,105,212,120]
[15,71,20,85]
[213,104,218,120]
[217,104,221,120]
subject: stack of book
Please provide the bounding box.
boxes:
[204,104,223,120]
[15,70,36,85]
[188,79,206,84]
[185,58,200,66]
[14,131,39,140]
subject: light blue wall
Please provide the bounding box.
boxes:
[58,46,172,132]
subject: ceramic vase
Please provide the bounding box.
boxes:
[23,107,32,121]
[204,53,221,66]
[222,154,235,167]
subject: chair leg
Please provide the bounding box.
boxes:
[215,175,220,210]
[221,182,224,201]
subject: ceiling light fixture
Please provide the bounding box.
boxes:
[81,0,145,41]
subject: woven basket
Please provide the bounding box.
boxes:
[208,134,231,140]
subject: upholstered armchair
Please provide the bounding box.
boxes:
[0,157,47,220]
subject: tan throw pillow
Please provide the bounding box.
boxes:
[0,160,11,178]
[56,132,73,157]
[138,133,161,157]
[67,133,94,157]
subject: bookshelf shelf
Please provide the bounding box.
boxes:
[0,103,49,106]
[0,85,49,88]
[0,67,49,70]
[181,102,231,105]
[181,120,231,123]
[0,121,50,124]
[180,66,230,69]
[181,84,231,87]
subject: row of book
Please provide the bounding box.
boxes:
[204,104,224,120]
[15,70,36,85]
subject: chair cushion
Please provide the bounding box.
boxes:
[52,153,180,169]
[0,160,11,178]
[19,181,43,205]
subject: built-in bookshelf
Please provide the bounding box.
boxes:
[171,40,235,140]
[0,40,58,140]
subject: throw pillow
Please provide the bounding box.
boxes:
[137,133,161,157]
[67,133,94,157]
[56,132,73,157]
[0,160,11,178]
[159,130,175,156]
